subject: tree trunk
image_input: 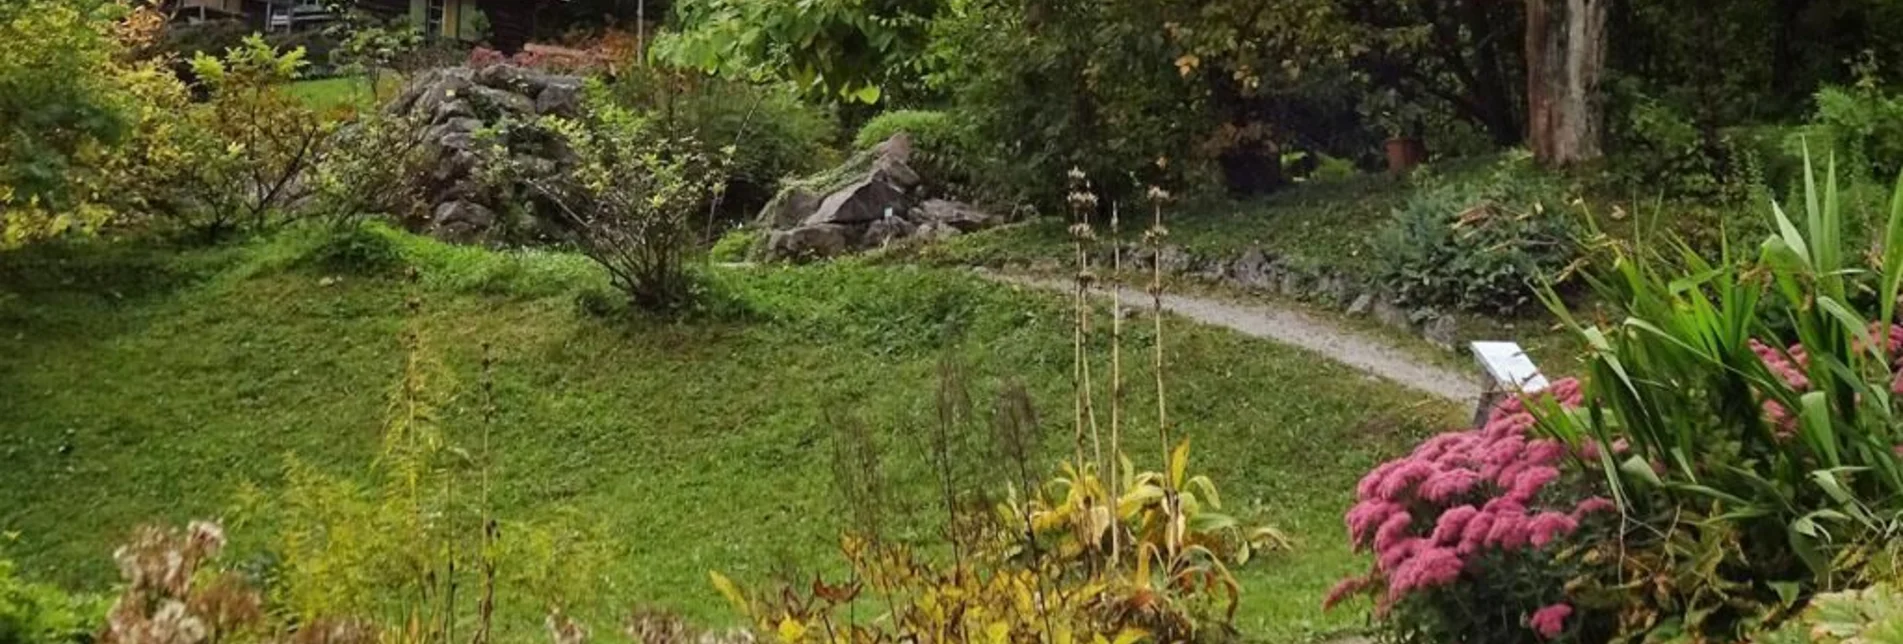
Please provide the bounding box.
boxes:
[1524,0,1608,167]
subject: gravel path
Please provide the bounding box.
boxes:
[983,272,1486,405]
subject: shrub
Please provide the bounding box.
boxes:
[707,227,760,263]
[0,555,101,644]
[1526,151,1903,640]
[601,69,838,226]
[0,0,142,246]
[1604,87,1765,204]
[1799,56,1903,182]
[1374,157,1579,316]
[501,84,729,312]
[306,108,433,229]
[158,35,331,239]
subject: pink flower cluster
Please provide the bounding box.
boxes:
[1329,378,1615,618]
[1752,323,1903,440]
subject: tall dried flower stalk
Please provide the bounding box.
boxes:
[1145,186,1180,556]
[1066,168,1104,474]
[1108,201,1125,569]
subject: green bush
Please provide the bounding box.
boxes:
[708,227,761,263]
[0,556,100,644]
[1531,153,1903,641]
[1374,156,1578,315]
[602,70,838,223]
[1800,83,1903,182]
[1604,87,1765,204]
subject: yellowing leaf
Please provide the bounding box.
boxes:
[1174,54,1200,77]
[777,617,807,643]
[987,622,1011,644]
[1169,438,1192,489]
[709,571,749,616]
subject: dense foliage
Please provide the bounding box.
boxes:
[1374,157,1578,315]
[1346,152,1903,643]
[496,84,729,311]
[0,556,99,644]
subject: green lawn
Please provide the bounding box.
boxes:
[0,227,1460,641]
[289,74,403,115]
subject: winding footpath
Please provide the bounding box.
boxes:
[980,271,1486,405]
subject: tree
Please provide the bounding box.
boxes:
[1523,0,1608,167]
[1343,0,1526,147]
[654,0,940,104]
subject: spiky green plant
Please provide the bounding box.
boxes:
[1534,146,1903,598]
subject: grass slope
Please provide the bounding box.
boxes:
[0,227,1460,641]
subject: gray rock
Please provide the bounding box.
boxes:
[1196,257,1230,281]
[761,189,822,229]
[872,132,914,164]
[1347,293,1374,316]
[768,224,853,260]
[916,222,963,242]
[413,73,474,121]
[475,64,550,94]
[1423,314,1460,351]
[468,85,537,116]
[864,215,917,246]
[1317,274,1354,307]
[915,199,996,231]
[431,200,497,240]
[1279,271,1307,297]
[875,156,922,190]
[805,177,907,226]
[535,78,585,116]
[431,98,475,124]
[1372,298,1412,331]
[1228,248,1275,291]
[1155,245,1193,275]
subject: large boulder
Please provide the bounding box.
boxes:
[804,176,907,226]
[753,133,1004,261]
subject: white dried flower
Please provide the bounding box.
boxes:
[1146,186,1171,202]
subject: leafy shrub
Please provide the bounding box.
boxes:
[0,555,100,644]
[601,68,838,225]
[1605,87,1765,204]
[1756,584,1903,643]
[307,109,433,228]
[1800,55,1903,182]
[155,36,331,239]
[498,84,729,312]
[707,227,760,263]
[302,221,408,275]
[1374,158,1579,315]
[0,0,144,246]
[1524,152,1903,640]
[1330,379,1618,643]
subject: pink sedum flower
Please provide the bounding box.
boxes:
[1529,603,1573,639]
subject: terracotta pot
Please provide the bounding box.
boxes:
[1384,137,1427,176]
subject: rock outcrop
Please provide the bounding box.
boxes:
[759,134,1002,261]
[385,64,585,242]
